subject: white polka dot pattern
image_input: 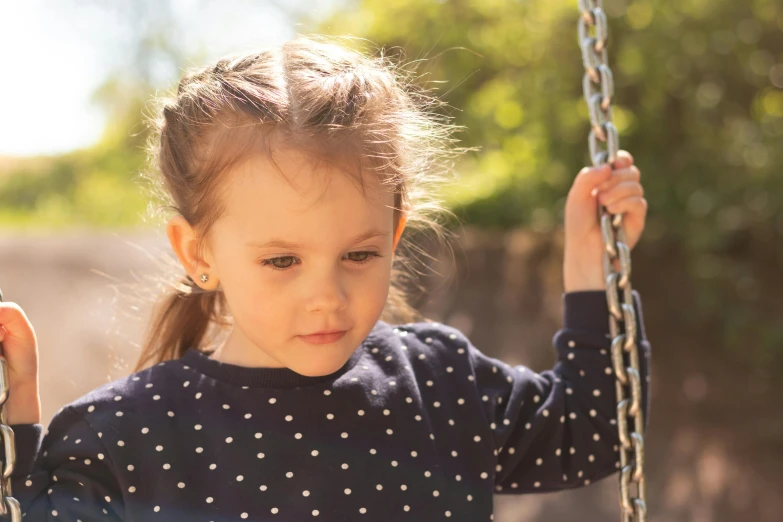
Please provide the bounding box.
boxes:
[10,291,650,520]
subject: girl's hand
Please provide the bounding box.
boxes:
[563,150,647,292]
[0,301,42,424]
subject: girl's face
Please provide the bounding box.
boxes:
[190,147,402,376]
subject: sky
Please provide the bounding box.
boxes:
[0,0,341,157]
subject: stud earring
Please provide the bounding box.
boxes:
[200,273,209,283]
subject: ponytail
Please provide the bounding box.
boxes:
[133,274,231,372]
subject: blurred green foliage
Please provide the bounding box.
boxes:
[1,0,782,366]
[312,0,783,244]
[0,81,151,229]
[311,0,783,367]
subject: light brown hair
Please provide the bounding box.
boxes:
[132,34,471,372]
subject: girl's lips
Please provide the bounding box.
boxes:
[298,330,347,345]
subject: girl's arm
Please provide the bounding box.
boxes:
[0,302,123,518]
[442,289,651,494]
[5,406,125,520]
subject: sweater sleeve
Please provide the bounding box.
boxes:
[5,406,125,520]
[461,290,651,494]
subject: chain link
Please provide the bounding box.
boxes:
[577,2,647,521]
[0,288,21,522]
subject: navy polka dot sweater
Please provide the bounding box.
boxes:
[7,290,650,521]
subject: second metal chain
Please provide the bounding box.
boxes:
[0,288,21,522]
[577,2,647,521]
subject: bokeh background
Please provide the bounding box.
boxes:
[1,0,782,520]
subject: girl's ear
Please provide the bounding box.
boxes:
[392,214,407,252]
[166,215,219,289]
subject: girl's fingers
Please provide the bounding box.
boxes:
[0,303,30,335]
[598,181,644,207]
[574,163,612,201]
[612,150,634,170]
[0,304,39,384]
[595,166,640,193]
[604,195,648,216]
[0,303,37,351]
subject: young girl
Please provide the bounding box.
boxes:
[0,34,650,521]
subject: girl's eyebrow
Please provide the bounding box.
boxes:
[246,229,389,249]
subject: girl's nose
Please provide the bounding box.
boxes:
[305,273,349,314]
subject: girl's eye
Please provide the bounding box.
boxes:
[262,256,297,271]
[260,251,383,272]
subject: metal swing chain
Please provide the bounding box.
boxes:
[577,2,647,521]
[0,288,21,522]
